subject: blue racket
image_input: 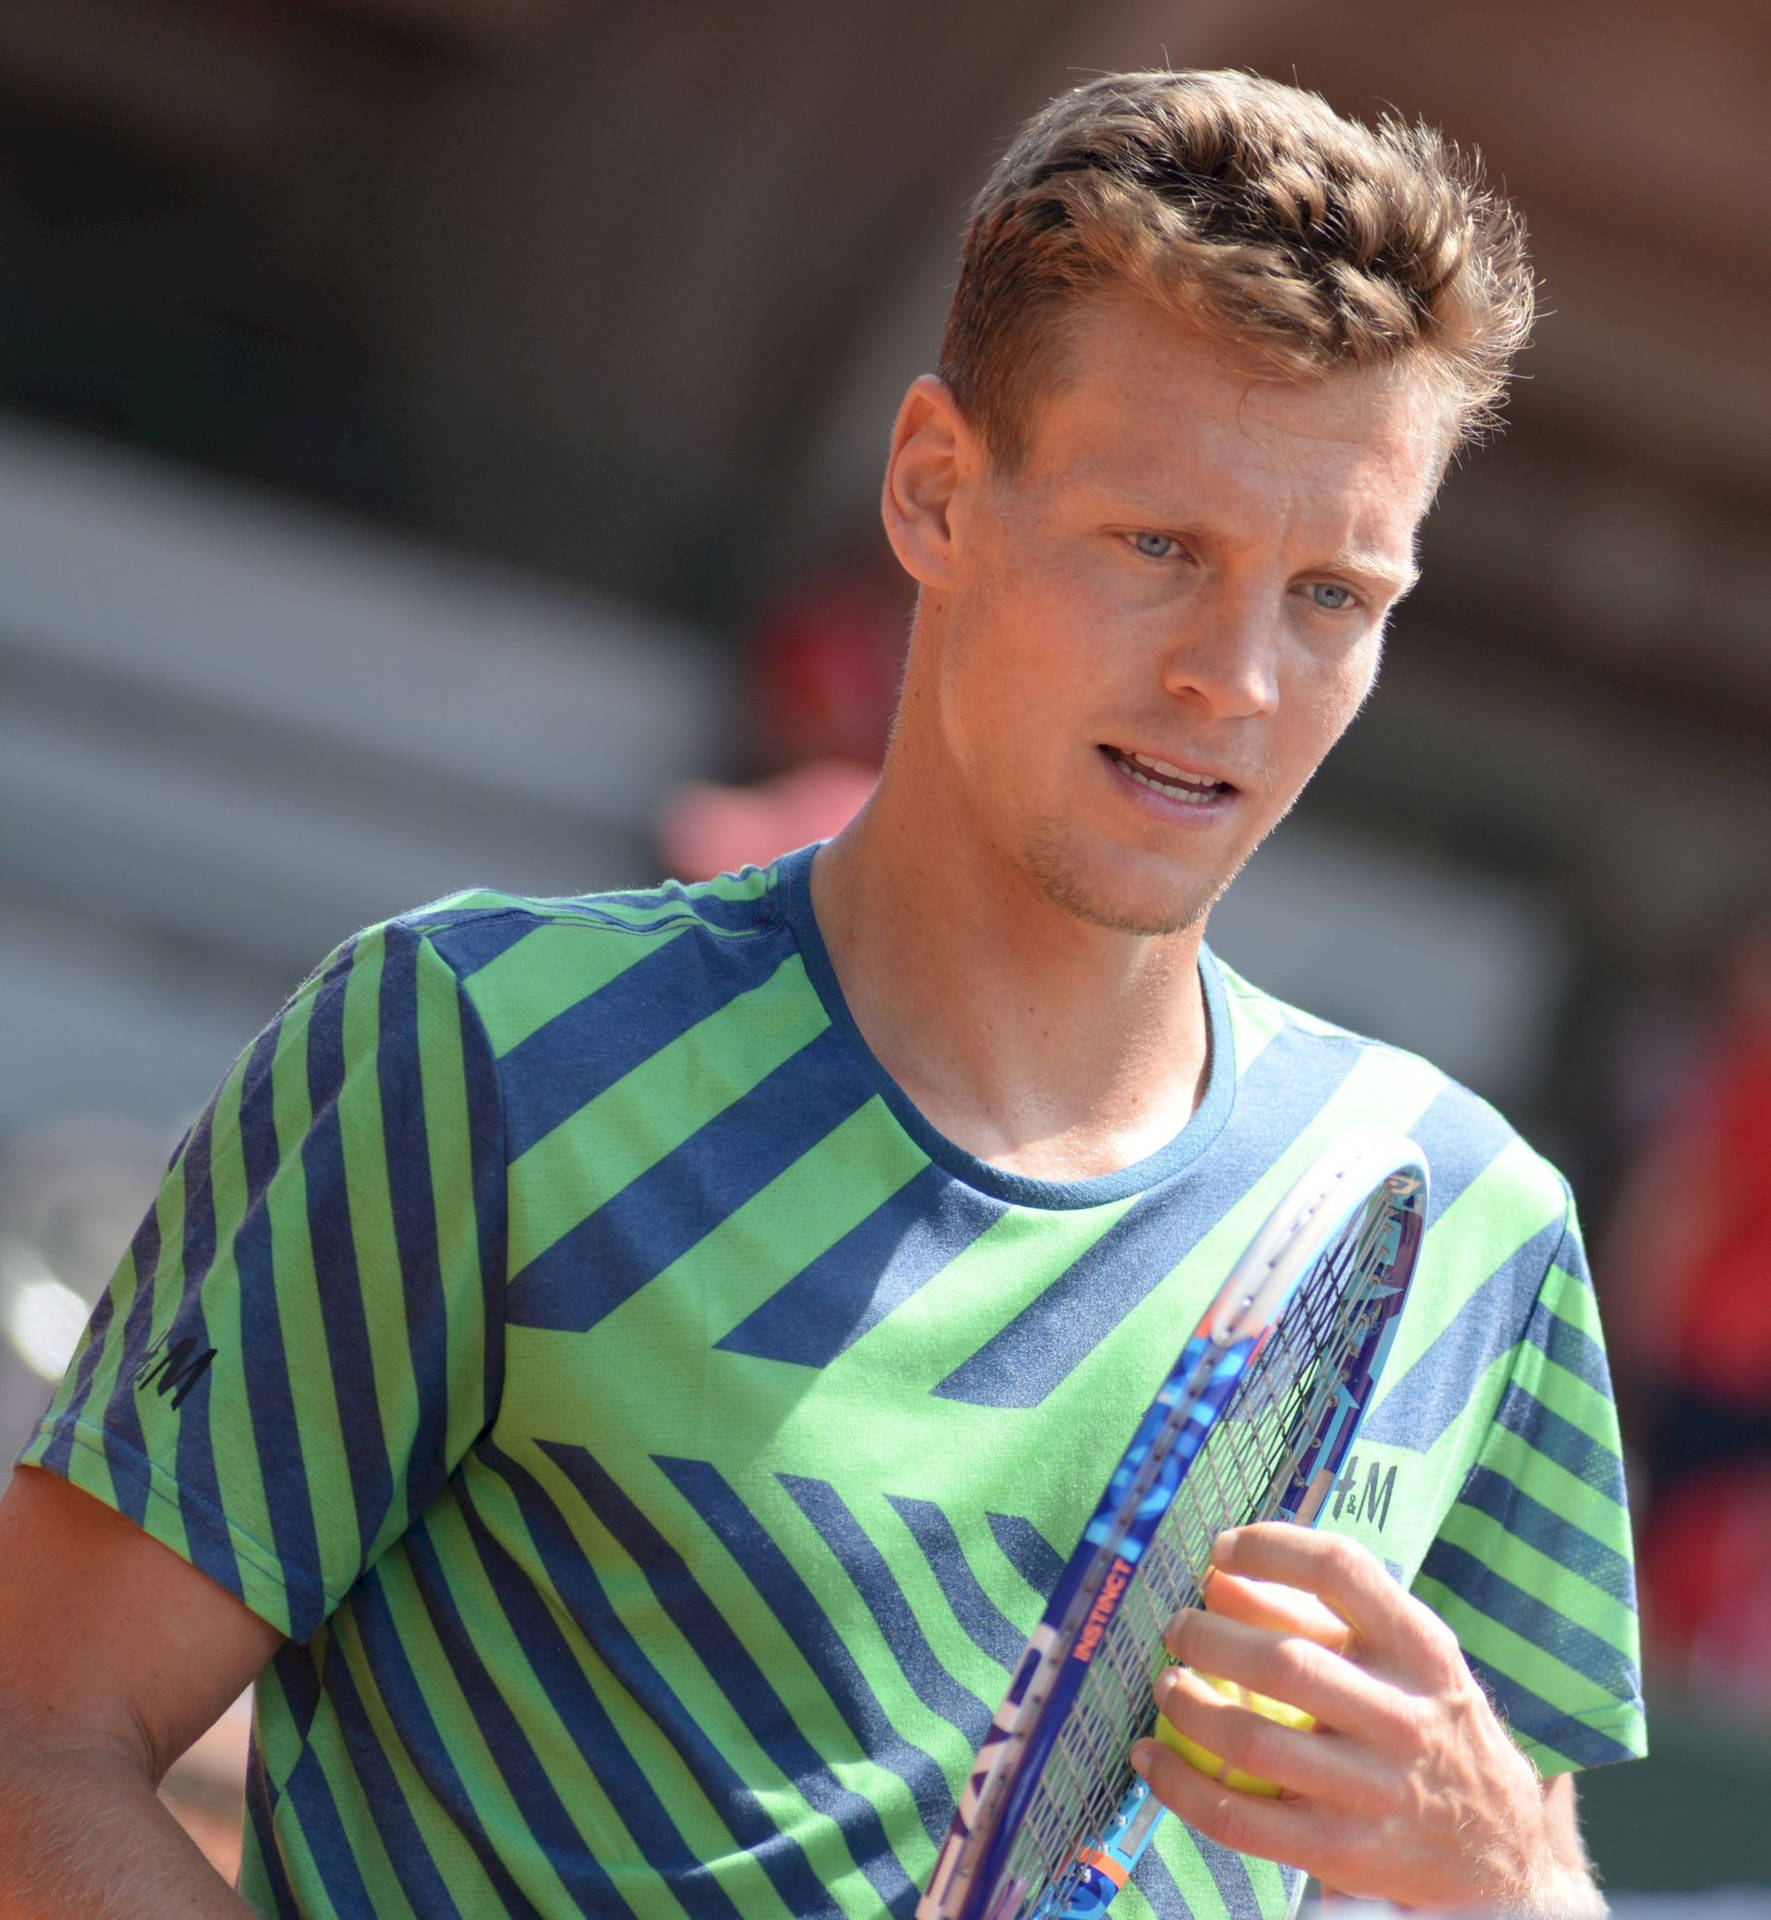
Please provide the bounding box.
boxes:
[918,1127,1428,1920]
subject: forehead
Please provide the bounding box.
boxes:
[1012,290,1452,530]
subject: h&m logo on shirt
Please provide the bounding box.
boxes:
[135,1333,217,1411]
[1329,1453,1397,1532]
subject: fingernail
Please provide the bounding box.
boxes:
[1212,1528,1239,1560]
[1129,1742,1153,1778]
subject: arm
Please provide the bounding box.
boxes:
[1131,1525,1606,1916]
[3,919,505,1914]
[0,1465,283,1917]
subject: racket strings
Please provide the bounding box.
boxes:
[992,1188,1403,1916]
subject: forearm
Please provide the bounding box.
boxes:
[1517,1823,1606,1915]
[1504,1768,1606,1920]
[0,1741,252,1918]
[1523,1870,1607,1920]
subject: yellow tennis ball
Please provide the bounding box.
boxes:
[1153,1672,1315,1797]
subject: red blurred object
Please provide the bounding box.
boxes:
[1607,916,1771,1417]
[1598,917,1771,1699]
[658,759,878,882]
[1642,1462,1771,1709]
[1662,1034,1771,1407]
[656,549,907,881]
[749,561,909,770]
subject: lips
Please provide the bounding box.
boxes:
[1100,745,1235,804]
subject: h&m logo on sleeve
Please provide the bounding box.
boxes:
[135,1332,217,1411]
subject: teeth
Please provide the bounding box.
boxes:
[1120,749,1223,799]
[1130,751,1196,782]
[1122,762,1218,802]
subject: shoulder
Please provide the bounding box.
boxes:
[1209,949,1573,1249]
[368,866,784,981]
[330,865,797,1064]
[395,866,783,960]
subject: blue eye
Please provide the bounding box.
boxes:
[1308,582,1356,611]
[1131,532,1176,559]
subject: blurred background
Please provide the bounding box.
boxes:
[0,0,1767,1902]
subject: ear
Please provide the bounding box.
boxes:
[880,375,977,592]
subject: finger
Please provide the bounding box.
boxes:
[1211,1525,1472,1692]
[1149,1665,1390,1816]
[1130,1716,1327,1872]
[1162,1605,1411,1746]
[1210,1525,1421,1666]
[1197,1564,1351,1650]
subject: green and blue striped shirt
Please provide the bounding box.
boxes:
[22,845,1645,1917]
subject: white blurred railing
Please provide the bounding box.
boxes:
[0,410,733,1124]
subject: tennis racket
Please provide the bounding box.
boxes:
[919,1126,1428,1920]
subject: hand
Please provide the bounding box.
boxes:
[1128,1525,1603,1916]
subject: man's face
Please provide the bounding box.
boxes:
[923,292,1449,937]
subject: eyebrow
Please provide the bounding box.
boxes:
[1326,551,1421,600]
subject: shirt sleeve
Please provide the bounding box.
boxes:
[16,915,508,1643]
[1412,1193,1648,1775]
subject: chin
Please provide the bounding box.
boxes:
[1021,826,1226,937]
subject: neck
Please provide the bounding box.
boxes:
[811,669,1211,1182]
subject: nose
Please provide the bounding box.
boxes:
[1158,585,1281,720]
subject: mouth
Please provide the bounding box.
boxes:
[1099,745,1236,807]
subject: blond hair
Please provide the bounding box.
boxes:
[940,69,1534,467]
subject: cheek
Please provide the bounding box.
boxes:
[1327,641,1381,712]
[934,610,1086,803]
[932,601,1032,772]
[945,551,1087,697]
[1281,639,1382,758]
[967,498,1107,630]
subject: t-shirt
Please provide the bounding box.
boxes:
[20,845,1646,1920]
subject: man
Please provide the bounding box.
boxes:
[0,69,1642,1919]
